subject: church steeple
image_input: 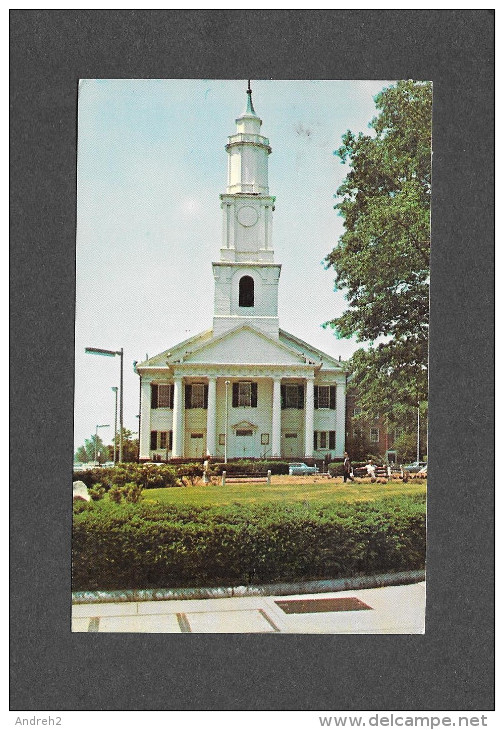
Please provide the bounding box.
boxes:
[245,79,256,115]
[212,83,281,338]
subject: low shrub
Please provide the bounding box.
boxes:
[328,462,345,477]
[72,495,426,591]
[88,484,105,501]
[175,462,203,486]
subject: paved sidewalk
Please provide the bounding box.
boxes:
[72,581,425,634]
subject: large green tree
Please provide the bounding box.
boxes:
[325,80,431,420]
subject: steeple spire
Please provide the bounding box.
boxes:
[246,79,256,115]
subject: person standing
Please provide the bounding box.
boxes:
[343,452,354,483]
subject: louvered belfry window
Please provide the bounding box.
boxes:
[239,275,254,307]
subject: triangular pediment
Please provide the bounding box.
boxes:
[181,324,307,365]
[231,420,258,430]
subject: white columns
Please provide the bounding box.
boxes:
[139,378,152,460]
[172,377,184,458]
[336,381,346,456]
[272,377,281,457]
[304,377,314,458]
[206,377,217,456]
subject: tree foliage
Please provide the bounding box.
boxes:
[325,80,431,418]
[110,427,139,463]
[74,434,108,464]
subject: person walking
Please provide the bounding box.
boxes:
[343,452,354,483]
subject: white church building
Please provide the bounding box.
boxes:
[136,85,347,462]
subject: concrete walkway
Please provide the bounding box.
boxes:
[72,581,425,634]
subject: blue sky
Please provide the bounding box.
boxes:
[74,79,393,451]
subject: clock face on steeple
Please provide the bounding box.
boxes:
[237,205,258,228]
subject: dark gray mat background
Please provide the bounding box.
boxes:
[10,10,494,711]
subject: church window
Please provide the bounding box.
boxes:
[232,381,258,407]
[313,431,336,450]
[239,276,254,307]
[236,429,253,437]
[185,383,208,409]
[191,384,205,408]
[281,384,304,409]
[151,384,174,409]
[314,385,336,410]
[150,430,172,451]
[238,381,251,406]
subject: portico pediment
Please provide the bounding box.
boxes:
[181,324,307,366]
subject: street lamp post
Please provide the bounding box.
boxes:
[111,387,118,464]
[95,424,110,465]
[224,380,230,464]
[85,347,124,462]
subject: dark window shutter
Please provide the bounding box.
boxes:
[185,384,192,409]
[204,384,209,409]
[313,431,318,450]
[169,431,173,450]
[232,383,239,407]
[169,384,174,409]
[329,431,336,450]
[330,386,336,410]
[150,431,157,450]
[298,384,304,409]
[281,384,286,409]
[314,386,319,409]
[151,384,158,409]
[251,382,258,407]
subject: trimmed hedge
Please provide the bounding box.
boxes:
[72,495,426,591]
[74,463,179,490]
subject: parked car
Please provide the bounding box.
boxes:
[288,462,318,476]
[416,466,427,478]
[402,461,427,474]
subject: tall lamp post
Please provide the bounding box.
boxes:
[95,424,110,465]
[111,386,118,465]
[224,380,230,464]
[85,347,124,462]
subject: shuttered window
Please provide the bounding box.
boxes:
[151,384,174,409]
[150,431,172,450]
[281,384,304,409]
[185,383,209,409]
[314,431,337,451]
[314,385,336,410]
[232,382,258,407]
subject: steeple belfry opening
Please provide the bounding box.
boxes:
[213,82,281,337]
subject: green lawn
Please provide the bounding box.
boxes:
[142,479,426,507]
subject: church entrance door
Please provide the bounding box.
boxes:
[187,431,206,459]
[235,429,255,459]
[282,431,301,458]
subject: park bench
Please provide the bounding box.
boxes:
[219,470,272,486]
